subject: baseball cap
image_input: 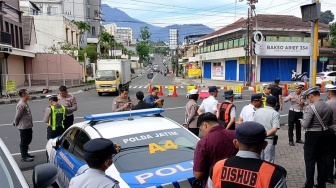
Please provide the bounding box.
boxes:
[208,86,218,92]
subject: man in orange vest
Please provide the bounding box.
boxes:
[207,121,287,188]
[217,90,236,130]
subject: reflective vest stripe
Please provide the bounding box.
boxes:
[212,158,276,187]
[217,103,233,123]
[50,105,66,131]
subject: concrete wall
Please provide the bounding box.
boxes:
[6,55,25,86]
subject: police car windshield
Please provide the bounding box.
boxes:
[111,128,198,173]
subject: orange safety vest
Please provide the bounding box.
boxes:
[211,158,278,188]
[217,102,235,130]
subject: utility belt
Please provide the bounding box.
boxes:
[289,108,303,113]
[265,135,278,145]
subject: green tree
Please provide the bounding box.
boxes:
[139,26,151,43]
[320,10,335,24]
[78,44,98,62]
[98,32,115,56]
[151,40,169,55]
[330,22,336,48]
[136,26,151,63]
[72,21,90,44]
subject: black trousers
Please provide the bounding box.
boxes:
[327,134,336,179]
[47,126,65,140]
[275,104,280,112]
[304,131,329,188]
[188,128,199,137]
[288,110,303,142]
[63,115,74,130]
[19,128,33,158]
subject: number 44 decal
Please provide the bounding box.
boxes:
[149,140,178,154]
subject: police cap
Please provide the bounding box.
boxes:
[325,84,336,91]
[235,121,266,145]
[84,138,119,160]
[302,86,319,96]
[294,82,305,88]
[251,93,262,102]
[208,86,218,92]
[48,94,58,101]
[266,96,277,105]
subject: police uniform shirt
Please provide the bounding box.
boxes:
[112,96,132,112]
[58,94,77,116]
[43,103,65,125]
[283,92,305,111]
[13,99,33,129]
[301,100,333,131]
[206,151,286,188]
[253,106,280,133]
[239,104,256,122]
[326,97,336,125]
[69,168,120,188]
[199,96,218,113]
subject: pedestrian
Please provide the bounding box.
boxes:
[325,84,336,184]
[238,93,262,124]
[193,113,238,187]
[261,83,272,108]
[184,89,199,136]
[207,121,287,188]
[271,78,284,111]
[69,138,121,188]
[253,96,280,163]
[132,91,153,110]
[284,82,306,146]
[300,87,333,188]
[58,86,77,130]
[13,89,34,162]
[43,95,66,140]
[197,86,218,115]
[144,86,164,108]
[112,87,133,112]
[217,90,236,130]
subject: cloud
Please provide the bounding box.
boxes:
[103,0,336,29]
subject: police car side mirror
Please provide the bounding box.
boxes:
[51,138,59,150]
[33,163,58,188]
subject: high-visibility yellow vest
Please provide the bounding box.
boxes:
[261,93,272,108]
[50,105,66,130]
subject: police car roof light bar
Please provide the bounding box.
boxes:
[84,108,165,121]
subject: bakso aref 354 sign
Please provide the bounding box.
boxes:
[257,42,310,56]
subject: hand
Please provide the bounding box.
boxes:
[182,123,188,128]
[280,105,283,111]
[12,122,16,127]
[122,103,129,109]
[115,143,121,153]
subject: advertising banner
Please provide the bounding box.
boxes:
[212,66,223,77]
[257,42,310,56]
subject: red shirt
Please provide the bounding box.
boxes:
[193,126,238,184]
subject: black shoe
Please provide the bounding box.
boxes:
[21,157,34,162]
[27,153,34,158]
[289,142,295,146]
[296,140,305,144]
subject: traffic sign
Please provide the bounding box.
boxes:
[319,57,328,62]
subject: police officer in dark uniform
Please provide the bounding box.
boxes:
[301,87,333,188]
[43,95,66,140]
[69,138,121,188]
[207,121,287,188]
[271,78,283,112]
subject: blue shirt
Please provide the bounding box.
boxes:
[144,94,159,107]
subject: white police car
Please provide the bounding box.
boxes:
[46,108,199,188]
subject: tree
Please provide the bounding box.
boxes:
[98,32,115,56]
[72,21,90,44]
[136,26,151,63]
[139,26,151,43]
[78,44,98,62]
[151,40,169,56]
[330,22,336,48]
[320,10,335,24]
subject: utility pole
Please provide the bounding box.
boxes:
[311,0,319,87]
[84,52,87,83]
[246,7,251,86]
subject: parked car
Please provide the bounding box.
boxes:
[0,138,58,188]
[152,64,160,72]
[46,108,199,188]
[316,71,336,86]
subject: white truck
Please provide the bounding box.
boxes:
[95,59,131,96]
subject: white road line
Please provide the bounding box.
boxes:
[0,116,85,127]
[138,86,143,88]
[12,149,46,156]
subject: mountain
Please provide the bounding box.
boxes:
[102,4,214,42]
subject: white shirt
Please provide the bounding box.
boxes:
[239,104,257,122]
[253,106,280,132]
[199,96,218,114]
[69,168,120,188]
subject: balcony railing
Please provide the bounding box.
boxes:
[0,32,11,46]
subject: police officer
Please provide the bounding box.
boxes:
[207,121,287,188]
[13,89,34,162]
[112,87,133,112]
[43,95,66,140]
[253,96,280,163]
[217,90,236,130]
[284,82,306,146]
[271,78,283,112]
[261,83,272,108]
[325,84,336,183]
[301,87,333,188]
[69,138,121,188]
[58,86,77,130]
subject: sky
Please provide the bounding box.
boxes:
[102,0,335,30]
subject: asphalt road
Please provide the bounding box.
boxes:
[0,55,328,171]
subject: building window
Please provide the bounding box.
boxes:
[278,36,290,42]
[213,62,221,66]
[15,26,19,48]
[228,40,233,48]
[87,7,90,19]
[47,7,58,15]
[94,10,99,18]
[5,22,9,32]
[10,24,14,47]
[239,38,245,46]
[19,27,23,48]
[66,28,69,43]
[91,26,96,36]
[292,37,302,42]
[71,31,74,44]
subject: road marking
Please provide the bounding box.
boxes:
[0,116,85,127]
[12,149,47,156]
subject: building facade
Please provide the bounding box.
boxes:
[195,14,331,82]
[103,23,117,36]
[116,27,132,46]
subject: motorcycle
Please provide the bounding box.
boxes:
[291,72,308,82]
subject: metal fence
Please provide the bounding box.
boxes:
[1,73,81,94]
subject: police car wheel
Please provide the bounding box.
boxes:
[98,92,102,96]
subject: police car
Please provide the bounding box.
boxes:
[46,108,199,188]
